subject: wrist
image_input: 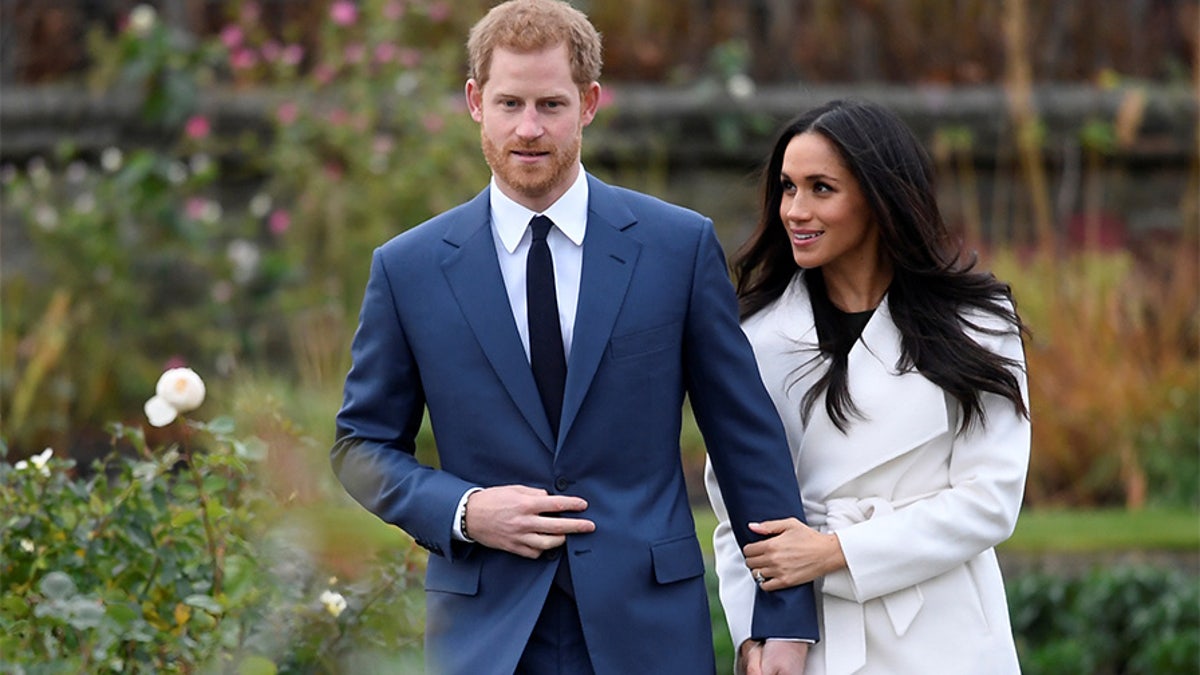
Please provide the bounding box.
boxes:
[825,532,847,574]
[461,491,475,542]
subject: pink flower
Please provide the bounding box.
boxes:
[268,209,291,235]
[220,25,244,50]
[240,1,261,23]
[383,1,405,20]
[422,113,444,134]
[184,114,210,140]
[374,43,398,64]
[398,48,421,68]
[598,87,617,110]
[428,2,450,23]
[230,48,258,70]
[276,101,299,126]
[261,41,282,63]
[313,64,336,86]
[330,1,357,26]
[282,44,305,66]
[327,108,349,126]
[185,197,208,220]
[344,43,366,64]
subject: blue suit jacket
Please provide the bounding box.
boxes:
[332,174,818,674]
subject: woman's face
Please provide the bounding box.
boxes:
[778,132,880,275]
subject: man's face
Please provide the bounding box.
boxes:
[466,43,600,212]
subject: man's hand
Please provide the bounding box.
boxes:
[736,639,763,675]
[743,517,846,591]
[760,641,808,674]
[465,485,595,558]
[738,640,808,675]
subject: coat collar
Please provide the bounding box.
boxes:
[438,175,641,453]
[779,273,950,497]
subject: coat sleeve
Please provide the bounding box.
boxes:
[684,223,819,642]
[705,457,762,650]
[330,247,477,560]
[827,320,1030,603]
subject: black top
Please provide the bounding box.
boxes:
[829,305,874,361]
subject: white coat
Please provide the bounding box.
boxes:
[707,271,1030,675]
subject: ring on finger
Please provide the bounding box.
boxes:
[753,570,766,585]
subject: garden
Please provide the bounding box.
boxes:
[1,1,1197,673]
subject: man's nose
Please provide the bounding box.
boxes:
[516,107,543,139]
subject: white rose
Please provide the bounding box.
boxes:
[155,367,206,413]
[15,448,53,476]
[129,5,157,36]
[144,395,178,427]
[320,590,347,618]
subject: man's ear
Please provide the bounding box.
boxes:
[579,82,601,126]
[465,78,484,122]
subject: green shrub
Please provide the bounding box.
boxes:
[1008,565,1200,675]
[0,411,426,673]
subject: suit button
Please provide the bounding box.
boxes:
[544,548,561,561]
[554,476,569,491]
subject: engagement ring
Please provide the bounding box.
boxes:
[754,570,766,585]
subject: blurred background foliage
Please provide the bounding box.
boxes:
[0,0,1197,672]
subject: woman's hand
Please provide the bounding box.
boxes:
[743,517,847,591]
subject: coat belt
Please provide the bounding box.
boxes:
[805,496,926,675]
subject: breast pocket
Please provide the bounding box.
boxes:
[609,321,681,361]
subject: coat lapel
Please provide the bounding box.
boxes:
[440,189,557,451]
[793,279,950,498]
[556,176,641,449]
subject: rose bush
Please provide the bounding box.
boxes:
[0,372,427,673]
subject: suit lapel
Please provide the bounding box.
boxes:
[556,177,641,449]
[441,189,557,451]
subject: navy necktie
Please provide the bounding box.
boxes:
[527,215,567,438]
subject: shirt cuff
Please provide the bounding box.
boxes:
[764,638,816,644]
[452,487,484,541]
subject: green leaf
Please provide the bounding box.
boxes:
[170,510,198,528]
[105,601,139,626]
[183,593,223,615]
[39,571,77,600]
[65,597,106,630]
[236,655,278,675]
[204,416,236,437]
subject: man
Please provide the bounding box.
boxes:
[331,1,817,673]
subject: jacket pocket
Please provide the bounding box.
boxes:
[609,322,681,361]
[650,533,705,584]
[424,554,481,596]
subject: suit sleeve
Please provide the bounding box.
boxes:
[683,222,819,641]
[330,248,477,560]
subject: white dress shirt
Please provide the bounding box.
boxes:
[489,168,587,361]
[453,167,589,540]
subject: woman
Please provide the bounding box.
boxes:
[706,99,1030,675]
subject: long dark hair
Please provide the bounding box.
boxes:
[732,99,1029,432]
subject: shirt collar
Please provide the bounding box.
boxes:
[491,167,589,253]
